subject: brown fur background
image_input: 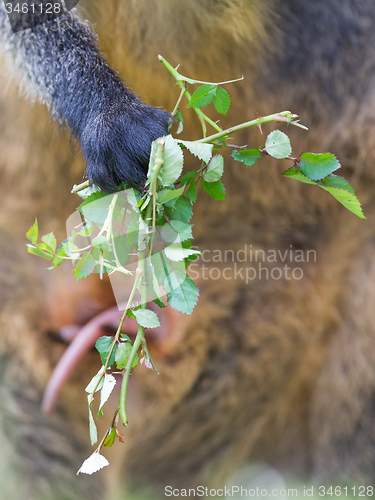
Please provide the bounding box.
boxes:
[1,0,375,498]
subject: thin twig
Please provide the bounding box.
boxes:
[197,111,307,144]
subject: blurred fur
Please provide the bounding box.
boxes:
[1,0,375,498]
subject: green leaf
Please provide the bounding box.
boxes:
[138,218,150,252]
[74,252,96,280]
[157,185,185,205]
[320,184,366,219]
[265,130,292,159]
[133,309,161,329]
[88,398,98,446]
[318,174,355,194]
[166,271,199,314]
[62,240,80,258]
[26,219,38,244]
[160,135,184,186]
[201,179,226,200]
[85,368,105,394]
[179,170,197,185]
[99,373,116,410]
[125,215,141,246]
[139,195,151,214]
[76,222,93,237]
[165,196,193,222]
[41,232,57,253]
[91,235,111,251]
[282,166,316,185]
[231,149,261,167]
[95,336,117,367]
[187,84,216,108]
[186,180,197,203]
[26,244,54,260]
[213,87,231,115]
[283,167,365,218]
[115,342,131,369]
[113,234,132,266]
[181,240,200,265]
[51,247,67,268]
[127,189,142,209]
[299,152,340,181]
[164,243,200,262]
[203,155,224,182]
[79,192,114,224]
[177,140,213,163]
[144,259,164,302]
[76,185,100,200]
[152,251,174,286]
[160,220,193,243]
[104,429,116,448]
[115,342,139,370]
[175,111,184,134]
[153,298,167,308]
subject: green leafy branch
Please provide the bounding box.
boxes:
[26,55,365,476]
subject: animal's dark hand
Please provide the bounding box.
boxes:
[79,98,171,192]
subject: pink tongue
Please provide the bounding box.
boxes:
[42,306,139,414]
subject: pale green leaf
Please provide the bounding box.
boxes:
[115,342,132,369]
[87,397,98,446]
[41,232,57,253]
[265,130,292,159]
[85,368,105,394]
[164,243,200,262]
[175,111,184,134]
[99,374,116,410]
[177,140,213,163]
[165,271,199,314]
[26,219,38,244]
[79,192,114,224]
[133,308,161,329]
[160,220,193,243]
[91,235,111,251]
[203,155,224,182]
[78,452,109,475]
[159,135,184,186]
[26,244,54,260]
[74,252,95,280]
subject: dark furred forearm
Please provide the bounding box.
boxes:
[0,5,170,190]
[0,6,126,131]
